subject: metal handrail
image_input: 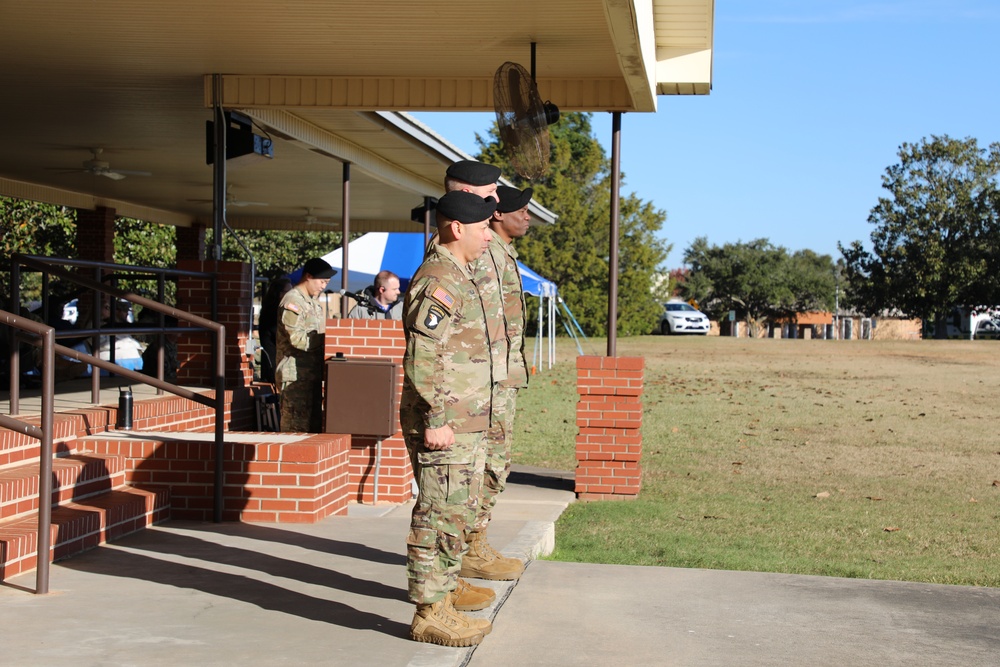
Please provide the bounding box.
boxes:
[12,254,219,402]
[6,255,229,560]
[0,310,56,595]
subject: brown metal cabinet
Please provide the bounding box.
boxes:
[324,357,399,437]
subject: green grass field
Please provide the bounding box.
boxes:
[513,335,1000,587]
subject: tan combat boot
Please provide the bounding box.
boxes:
[445,592,492,636]
[410,598,484,647]
[452,576,496,611]
[459,529,525,581]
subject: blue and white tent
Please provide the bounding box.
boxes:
[305,232,558,297]
[292,232,564,369]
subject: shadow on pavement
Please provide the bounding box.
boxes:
[115,529,405,601]
[57,531,411,639]
[180,522,407,567]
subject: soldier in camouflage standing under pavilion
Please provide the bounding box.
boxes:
[275,257,337,432]
[400,190,498,647]
[442,160,527,587]
[462,184,534,584]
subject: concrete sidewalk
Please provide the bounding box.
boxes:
[2,466,998,667]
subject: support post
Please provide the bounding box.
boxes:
[607,112,622,356]
[575,356,643,500]
[423,195,433,249]
[211,74,227,262]
[340,162,351,317]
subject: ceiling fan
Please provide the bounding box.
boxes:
[48,147,153,180]
[188,184,268,207]
[302,207,338,227]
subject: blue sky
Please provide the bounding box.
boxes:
[411,1,1000,269]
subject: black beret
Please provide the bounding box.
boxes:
[302,257,337,279]
[436,190,498,224]
[446,160,501,186]
[496,185,533,213]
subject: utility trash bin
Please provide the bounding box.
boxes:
[324,356,399,437]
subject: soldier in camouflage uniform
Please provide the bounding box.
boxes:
[441,161,527,584]
[437,160,523,596]
[462,185,535,582]
[401,190,498,647]
[276,257,337,433]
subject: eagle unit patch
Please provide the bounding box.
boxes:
[424,304,447,330]
[430,286,455,310]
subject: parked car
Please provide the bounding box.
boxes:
[940,306,1000,340]
[660,301,710,335]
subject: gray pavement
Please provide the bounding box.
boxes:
[2,465,998,667]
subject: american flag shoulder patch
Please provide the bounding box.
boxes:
[429,286,455,311]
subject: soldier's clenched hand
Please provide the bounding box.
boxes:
[424,424,455,450]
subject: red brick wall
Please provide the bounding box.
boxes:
[175,260,254,390]
[324,318,411,503]
[176,224,206,262]
[575,356,644,500]
[75,206,116,263]
[89,432,351,522]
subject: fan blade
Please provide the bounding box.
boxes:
[111,169,153,177]
[99,171,127,181]
[493,61,554,180]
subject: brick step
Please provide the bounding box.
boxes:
[0,391,220,468]
[0,485,170,581]
[0,452,127,522]
[0,413,94,468]
[80,430,352,523]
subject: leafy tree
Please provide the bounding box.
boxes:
[207,228,344,282]
[113,217,178,303]
[785,249,838,314]
[839,135,1000,336]
[2,196,343,312]
[683,237,836,337]
[0,197,76,308]
[476,112,669,336]
[114,217,176,269]
[666,268,690,301]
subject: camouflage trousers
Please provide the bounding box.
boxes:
[405,430,487,604]
[471,385,518,532]
[279,376,323,433]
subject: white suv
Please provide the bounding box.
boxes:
[660,301,710,335]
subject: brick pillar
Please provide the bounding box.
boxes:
[174,259,254,391]
[575,355,644,500]
[76,206,116,262]
[176,224,206,262]
[324,318,410,504]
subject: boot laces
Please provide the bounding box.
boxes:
[478,536,502,560]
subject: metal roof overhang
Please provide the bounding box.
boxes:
[0,0,713,233]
